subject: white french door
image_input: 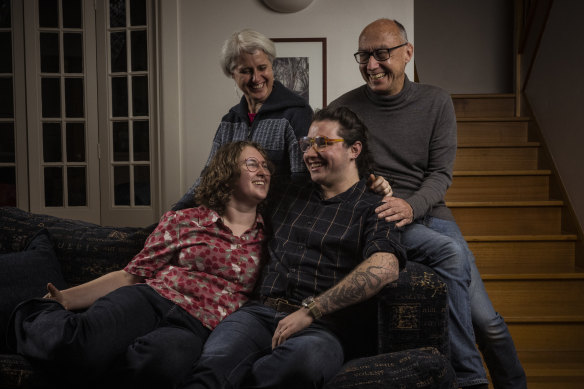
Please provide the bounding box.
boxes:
[0,0,158,227]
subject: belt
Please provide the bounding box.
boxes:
[263,297,301,314]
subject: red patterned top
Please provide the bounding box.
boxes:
[124,205,265,330]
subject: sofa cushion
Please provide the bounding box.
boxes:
[0,207,155,285]
[325,347,456,389]
[0,230,67,353]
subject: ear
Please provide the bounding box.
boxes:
[350,141,362,160]
[404,42,414,64]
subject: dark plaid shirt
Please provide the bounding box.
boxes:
[260,178,406,305]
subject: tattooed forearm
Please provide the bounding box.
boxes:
[316,253,399,315]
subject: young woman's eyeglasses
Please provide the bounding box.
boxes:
[242,157,271,174]
[299,136,344,153]
[353,42,408,64]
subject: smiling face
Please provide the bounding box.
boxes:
[230,146,271,209]
[358,20,413,96]
[232,50,274,112]
[303,120,361,198]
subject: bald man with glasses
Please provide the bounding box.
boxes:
[329,18,526,389]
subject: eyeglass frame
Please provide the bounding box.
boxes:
[298,136,345,153]
[353,42,408,64]
[241,157,271,174]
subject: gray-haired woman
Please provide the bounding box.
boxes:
[173,29,313,211]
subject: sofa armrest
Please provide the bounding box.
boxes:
[376,261,449,357]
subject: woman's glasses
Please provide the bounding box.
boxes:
[242,157,271,174]
[299,136,345,153]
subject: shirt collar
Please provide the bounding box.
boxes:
[202,207,264,232]
[312,179,368,204]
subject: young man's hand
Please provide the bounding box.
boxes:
[367,174,392,196]
[271,308,313,349]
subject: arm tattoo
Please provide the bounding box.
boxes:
[317,255,399,314]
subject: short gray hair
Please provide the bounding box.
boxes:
[220,29,276,77]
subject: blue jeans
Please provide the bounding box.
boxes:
[402,216,526,388]
[180,302,344,389]
[12,284,210,388]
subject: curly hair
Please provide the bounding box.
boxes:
[194,141,271,215]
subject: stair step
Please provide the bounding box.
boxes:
[454,146,539,170]
[457,117,530,147]
[465,234,578,242]
[523,359,584,389]
[505,315,584,323]
[452,94,516,117]
[449,201,564,235]
[507,321,584,352]
[458,141,540,148]
[448,170,551,201]
[466,235,576,273]
[519,350,584,365]
[521,350,584,388]
[484,275,584,317]
[483,273,584,281]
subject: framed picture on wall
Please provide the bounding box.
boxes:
[271,38,327,109]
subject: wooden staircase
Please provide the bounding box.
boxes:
[448,94,584,388]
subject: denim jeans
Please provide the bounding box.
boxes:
[180,301,345,389]
[12,284,210,388]
[402,216,526,388]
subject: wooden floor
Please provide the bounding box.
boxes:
[449,94,584,388]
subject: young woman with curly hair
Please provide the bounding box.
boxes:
[10,141,271,388]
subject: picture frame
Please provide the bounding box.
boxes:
[271,38,327,109]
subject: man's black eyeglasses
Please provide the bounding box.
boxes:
[353,42,408,64]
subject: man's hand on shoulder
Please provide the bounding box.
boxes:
[376,196,414,228]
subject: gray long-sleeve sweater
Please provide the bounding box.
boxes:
[329,77,457,221]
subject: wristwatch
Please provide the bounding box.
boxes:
[301,296,322,319]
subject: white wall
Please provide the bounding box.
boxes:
[158,0,414,211]
[525,0,584,231]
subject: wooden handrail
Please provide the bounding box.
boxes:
[514,0,555,116]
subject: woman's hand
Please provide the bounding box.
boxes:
[271,309,313,349]
[367,174,392,196]
[44,283,69,310]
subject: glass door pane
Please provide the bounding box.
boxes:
[25,0,99,222]
[97,0,157,227]
[107,0,151,208]
[0,0,16,206]
[38,0,88,208]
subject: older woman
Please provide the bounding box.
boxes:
[173,29,313,211]
[10,141,272,388]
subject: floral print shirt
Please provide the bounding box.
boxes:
[124,205,265,330]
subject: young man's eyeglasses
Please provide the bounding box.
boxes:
[242,157,271,174]
[299,136,345,153]
[353,42,408,64]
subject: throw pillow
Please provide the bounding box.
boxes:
[0,229,67,353]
